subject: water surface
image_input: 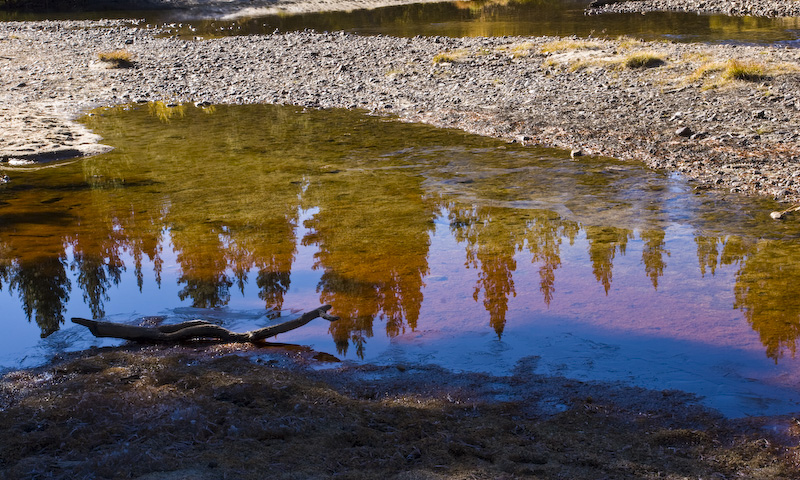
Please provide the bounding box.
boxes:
[1,103,800,417]
[3,0,799,46]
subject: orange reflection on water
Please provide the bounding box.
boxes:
[1,103,800,374]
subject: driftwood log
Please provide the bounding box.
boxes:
[71,305,338,344]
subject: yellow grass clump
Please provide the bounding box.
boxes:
[97,49,135,68]
[722,59,765,81]
[623,52,666,69]
[540,39,602,54]
[432,50,469,64]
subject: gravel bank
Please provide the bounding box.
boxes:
[1,20,800,203]
[589,0,800,18]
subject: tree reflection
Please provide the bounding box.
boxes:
[733,240,800,362]
[640,229,668,290]
[449,206,579,336]
[302,168,436,357]
[4,103,800,366]
[585,226,633,295]
[174,225,234,308]
[68,223,126,319]
[525,212,579,306]
[10,255,71,337]
[695,235,721,277]
[449,207,517,338]
[71,251,123,319]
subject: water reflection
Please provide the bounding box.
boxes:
[203,0,799,45]
[2,0,799,46]
[1,104,800,366]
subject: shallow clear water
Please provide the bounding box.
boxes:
[1,104,800,417]
[2,0,800,46]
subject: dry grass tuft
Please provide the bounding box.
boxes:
[688,58,773,89]
[97,49,135,68]
[508,41,536,58]
[689,61,727,83]
[624,52,666,69]
[432,50,468,64]
[540,39,602,54]
[617,35,642,50]
[723,59,766,81]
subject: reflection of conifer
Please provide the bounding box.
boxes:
[538,263,556,306]
[449,206,517,337]
[695,235,720,277]
[11,255,71,337]
[314,270,378,356]
[719,235,749,267]
[174,227,233,308]
[178,275,233,308]
[585,226,632,295]
[639,229,669,290]
[71,251,123,319]
[525,212,577,307]
[474,254,516,338]
[303,166,435,358]
[257,269,292,313]
[734,240,800,362]
[0,243,13,289]
[250,219,299,313]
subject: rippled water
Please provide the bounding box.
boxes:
[1,104,800,417]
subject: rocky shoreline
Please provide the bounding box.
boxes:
[588,0,800,18]
[1,17,800,204]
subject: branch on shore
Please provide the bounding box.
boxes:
[71,305,338,344]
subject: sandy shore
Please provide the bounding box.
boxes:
[2,18,800,205]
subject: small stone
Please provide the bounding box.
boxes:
[676,126,693,137]
[770,211,783,220]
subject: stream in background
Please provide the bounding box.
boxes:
[1,103,800,417]
[2,0,800,46]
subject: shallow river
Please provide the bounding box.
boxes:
[3,0,800,46]
[2,104,800,418]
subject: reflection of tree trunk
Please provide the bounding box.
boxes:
[72,305,338,343]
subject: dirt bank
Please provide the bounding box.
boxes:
[1,20,799,204]
[1,345,799,479]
